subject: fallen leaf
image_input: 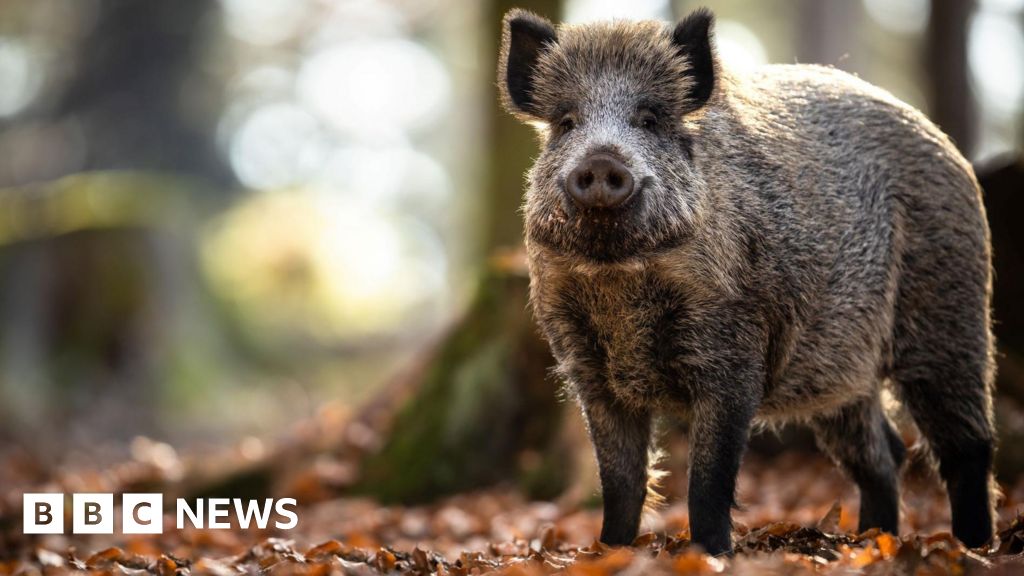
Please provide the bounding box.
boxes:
[876,533,899,558]
[816,501,842,533]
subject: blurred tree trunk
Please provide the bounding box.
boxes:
[0,0,227,447]
[357,0,571,503]
[978,156,1024,478]
[796,0,862,71]
[925,0,976,156]
[52,1,231,185]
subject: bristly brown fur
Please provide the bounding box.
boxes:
[499,7,997,556]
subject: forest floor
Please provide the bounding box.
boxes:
[3,405,1024,575]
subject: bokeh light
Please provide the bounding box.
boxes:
[201,188,446,339]
[863,0,930,35]
[228,103,330,191]
[221,0,310,45]
[969,11,1024,113]
[297,39,451,141]
[317,146,451,212]
[565,0,670,23]
[980,0,1024,11]
[715,20,768,72]
[214,3,459,342]
[0,38,44,118]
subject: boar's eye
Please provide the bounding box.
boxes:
[637,110,659,132]
[557,115,576,133]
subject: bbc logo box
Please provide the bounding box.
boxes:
[23,493,163,535]
[23,494,64,534]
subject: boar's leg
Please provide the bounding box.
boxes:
[898,375,995,549]
[687,392,758,556]
[581,397,652,547]
[890,221,996,548]
[810,395,904,535]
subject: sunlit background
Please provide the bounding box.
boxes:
[0,0,1021,461]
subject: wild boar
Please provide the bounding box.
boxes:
[497,7,996,555]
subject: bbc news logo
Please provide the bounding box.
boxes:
[24,494,298,534]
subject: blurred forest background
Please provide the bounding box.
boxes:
[0,0,1023,508]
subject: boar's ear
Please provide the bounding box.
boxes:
[499,9,557,118]
[672,7,716,110]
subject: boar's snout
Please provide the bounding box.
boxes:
[566,153,636,209]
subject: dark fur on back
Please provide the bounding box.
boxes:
[498,8,996,555]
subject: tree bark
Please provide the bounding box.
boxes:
[925,0,977,157]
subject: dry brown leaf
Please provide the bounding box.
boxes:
[539,524,558,551]
[671,549,724,574]
[850,542,877,568]
[305,539,345,559]
[876,532,899,558]
[816,501,842,533]
[374,548,396,572]
[191,558,238,576]
[154,555,177,576]
[86,546,125,568]
[631,532,658,547]
[34,549,64,568]
[411,547,430,572]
